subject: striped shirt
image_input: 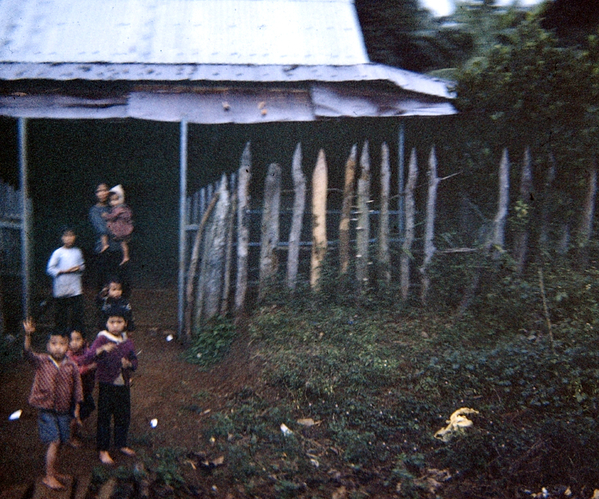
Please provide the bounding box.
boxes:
[26,350,83,414]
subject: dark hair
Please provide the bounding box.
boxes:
[105,275,123,288]
[60,226,76,237]
[105,304,129,321]
[48,330,69,340]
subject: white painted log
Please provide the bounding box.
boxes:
[400,148,418,301]
[311,149,328,289]
[339,144,357,275]
[259,163,282,299]
[356,141,371,288]
[514,146,533,273]
[221,189,237,315]
[235,142,252,314]
[378,142,390,282]
[199,176,231,322]
[492,148,510,258]
[287,143,306,290]
[420,146,439,304]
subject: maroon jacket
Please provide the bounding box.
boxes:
[26,350,83,414]
[84,331,137,386]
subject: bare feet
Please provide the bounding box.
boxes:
[42,476,65,490]
[99,451,115,465]
[120,447,136,457]
[120,257,130,266]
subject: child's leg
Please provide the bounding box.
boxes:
[71,295,85,335]
[43,441,64,489]
[113,386,133,454]
[54,297,68,334]
[96,383,114,464]
[120,241,130,265]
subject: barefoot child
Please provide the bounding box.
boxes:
[23,319,83,490]
[66,330,97,448]
[84,306,137,464]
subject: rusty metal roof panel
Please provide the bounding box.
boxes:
[0,0,369,66]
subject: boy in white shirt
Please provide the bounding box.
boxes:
[47,228,86,334]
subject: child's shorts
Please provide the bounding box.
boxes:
[38,409,71,444]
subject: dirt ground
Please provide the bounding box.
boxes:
[0,288,258,493]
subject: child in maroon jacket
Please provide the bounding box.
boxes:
[66,330,97,448]
[23,319,83,490]
[84,306,137,465]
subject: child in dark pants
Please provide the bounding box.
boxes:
[23,319,83,490]
[84,306,137,465]
[66,330,97,448]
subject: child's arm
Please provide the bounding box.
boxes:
[23,318,35,351]
[46,250,61,277]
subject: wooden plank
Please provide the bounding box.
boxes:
[377,142,390,282]
[400,148,418,301]
[420,146,439,304]
[235,142,252,314]
[356,141,370,289]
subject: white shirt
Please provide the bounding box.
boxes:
[47,246,85,298]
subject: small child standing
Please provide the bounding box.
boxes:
[66,330,97,448]
[23,319,83,490]
[95,277,135,332]
[46,227,85,335]
[103,185,133,266]
[85,306,137,465]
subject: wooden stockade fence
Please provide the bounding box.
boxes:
[183,141,598,337]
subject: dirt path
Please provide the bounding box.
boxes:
[0,289,258,492]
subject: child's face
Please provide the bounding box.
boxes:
[69,331,85,353]
[47,335,69,361]
[107,282,123,299]
[107,316,127,335]
[109,194,120,207]
[62,231,76,248]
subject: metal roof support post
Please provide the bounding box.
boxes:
[398,122,405,243]
[178,119,188,339]
[18,117,31,319]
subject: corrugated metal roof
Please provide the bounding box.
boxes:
[0,63,454,99]
[0,0,369,66]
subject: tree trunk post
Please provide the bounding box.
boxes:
[235,142,252,315]
[378,142,391,283]
[420,146,439,305]
[576,158,598,268]
[259,163,282,300]
[287,143,306,290]
[339,144,357,275]
[492,148,510,260]
[401,148,418,301]
[311,150,328,290]
[514,146,533,274]
[356,141,371,290]
[221,189,237,315]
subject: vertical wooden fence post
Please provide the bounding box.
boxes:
[287,143,306,290]
[339,145,357,275]
[378,142,390,283]
[401,148,418,301]
[493,148,510,260]
[514,146,533,273]
[420,146,439,305]
[235,143,252,315]
[311,150,328,290]
[259,163,282,300]
[356,141,371,289]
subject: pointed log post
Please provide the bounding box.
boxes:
[184,192,219,339]
[221,190,237,315]
[259,163,282,300]
[356,141,371,289]
[539,153,556,252]
[400,148,418,301]
[287,143,306,290]
[311,150,328,290]
[576,158,598,268]
[492,148,510,260]
[514,146,533,274]
[339,145,357,275]
[199,176,231,322]
[235,143,252,315]
[420,147,439,305]
[378,142,391,283]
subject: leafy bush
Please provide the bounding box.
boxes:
[185,315,236,368]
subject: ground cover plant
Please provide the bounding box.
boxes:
[161,263,599,498]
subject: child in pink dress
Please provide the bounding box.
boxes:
[103,185,133,266]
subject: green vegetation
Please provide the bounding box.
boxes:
[176,264,599,497]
